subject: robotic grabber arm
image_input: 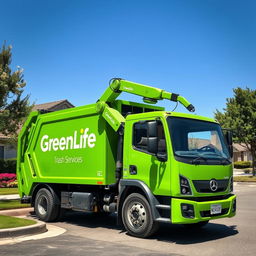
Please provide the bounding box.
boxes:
[99,78,195,112]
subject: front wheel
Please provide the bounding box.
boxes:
[122,193,159,238]
[34,188,60,222]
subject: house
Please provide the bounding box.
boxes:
[33,99,74,112]
[233,143,252,162]
[0,99,74,160]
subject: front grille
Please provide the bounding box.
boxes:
[193,179,229,193]
[200,208,229,217]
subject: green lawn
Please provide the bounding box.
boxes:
[0,199,30,210]
[234,176,256,182]
[0,215,36,229]
[0,187,19,195]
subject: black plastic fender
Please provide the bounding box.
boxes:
[118,179,161,223]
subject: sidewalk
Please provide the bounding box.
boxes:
[0,194,20,200]
[233,168,251,176]
[0,194,30,216]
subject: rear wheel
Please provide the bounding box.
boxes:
[122,193,159,238]
[34,188,60,222]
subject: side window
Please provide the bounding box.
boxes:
[133,122,148,151]
[133,121,166,154]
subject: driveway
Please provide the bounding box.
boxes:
[0,182,255,256]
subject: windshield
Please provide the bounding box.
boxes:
[167,117,231,165]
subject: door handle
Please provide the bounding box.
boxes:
[129,165,137,175]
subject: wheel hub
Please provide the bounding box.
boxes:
[128,202,146,229]
[38,196,47,216]
[132,211,139,220]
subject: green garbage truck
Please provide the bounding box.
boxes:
[17,78,236,238]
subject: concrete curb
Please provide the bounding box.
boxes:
[0,207,47,238]
[0,219,47,238]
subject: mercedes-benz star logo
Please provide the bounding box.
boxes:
[210,179,218,192]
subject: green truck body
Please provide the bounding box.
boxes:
[17,79,236,238]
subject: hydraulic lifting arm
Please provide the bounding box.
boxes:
[97,78,195,132]
[99,78,195,112]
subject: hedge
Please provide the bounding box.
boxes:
[234,161,252,169]
[0,159,17,173]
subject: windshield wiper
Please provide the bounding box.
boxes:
[194,153,231,165]
[219,157,231,165]
[201,153,231,165]
[192,155,208,165]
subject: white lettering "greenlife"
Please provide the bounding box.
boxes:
[40,128,96,152]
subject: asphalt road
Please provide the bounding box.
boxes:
[1,182,256,256]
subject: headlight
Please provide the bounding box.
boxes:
[180,175,192,195]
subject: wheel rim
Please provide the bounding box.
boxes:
[38,195,48,216]
[127,201,147,230]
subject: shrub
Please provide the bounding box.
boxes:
[234,161,252,169]
[0,173,17,188]
[0,159,16,173]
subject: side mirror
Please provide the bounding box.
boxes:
[147,120,167,162]
[226,130,233,146]
[148,137,158,154]
[147,121,157,137]
[224,130,233,158]
[156,152,167,162]
[229,146,233,158]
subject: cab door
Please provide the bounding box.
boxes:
[123,118,171,195]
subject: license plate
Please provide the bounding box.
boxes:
[210,204,222,215]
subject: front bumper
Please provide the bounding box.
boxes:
[171,194,236,224]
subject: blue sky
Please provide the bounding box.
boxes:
[1,0,255,118]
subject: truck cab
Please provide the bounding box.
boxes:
[119,111,235,234]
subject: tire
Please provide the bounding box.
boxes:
[34,188,60,222]
[183,220,209,229]
[121,193,159,238]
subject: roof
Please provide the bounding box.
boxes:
[233,143,248,152]
[32,99,74,111]
[0,133,10,140]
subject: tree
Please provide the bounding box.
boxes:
[215,87,256,176]
[0,43,31,139]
